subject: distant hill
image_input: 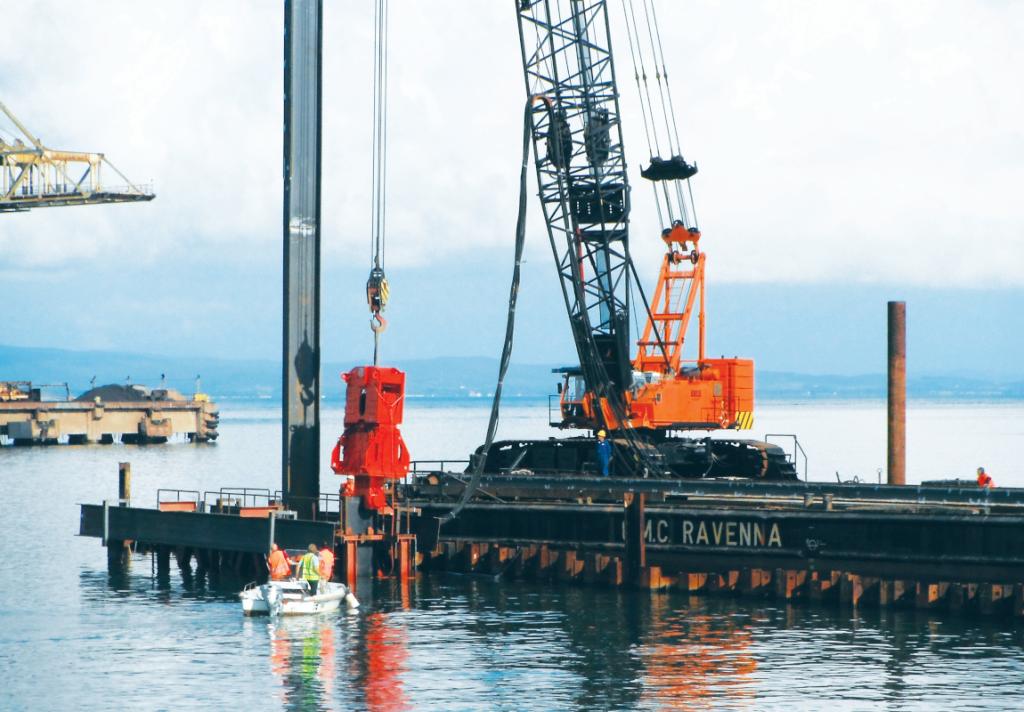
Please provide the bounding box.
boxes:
[0,345,556,399]
[1,344,1021,401]
[757,371,1024,401]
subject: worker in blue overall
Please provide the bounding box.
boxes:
[596,429,613,477]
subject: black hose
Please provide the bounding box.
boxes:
[438,99,533,525]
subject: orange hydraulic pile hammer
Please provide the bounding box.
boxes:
[330,366,410,511]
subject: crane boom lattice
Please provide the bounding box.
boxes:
[517,0,633,398]
[0,101,154,213]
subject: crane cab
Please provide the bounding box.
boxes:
[553,358,754,432]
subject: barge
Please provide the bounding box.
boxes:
[0,381,218,445]
[80,464,1024,618]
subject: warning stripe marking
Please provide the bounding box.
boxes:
[734,411,754,430]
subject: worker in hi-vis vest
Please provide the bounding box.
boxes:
[266,543,292,581]
[293,544,321,595]
[977,466,994,488]
[318,543,335,581]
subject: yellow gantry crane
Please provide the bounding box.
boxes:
[0,101,154,212]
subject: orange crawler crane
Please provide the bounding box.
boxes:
[471,0,796,480]
[562,222,753,432]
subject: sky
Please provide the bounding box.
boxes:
[0,1,1021,377]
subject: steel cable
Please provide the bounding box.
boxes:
[618,0,664,227]
[642,0,677,157]
[641,0,692,227]
[623,0,676,224]
[648,0,683,155]
[370,0,389,269]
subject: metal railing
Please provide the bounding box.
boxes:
[203,487,273,511]
[424,472,1024,511]
[272,490,342,518]
[151,486,345,520]
[548,394,562,427]
[156,488,201,506]
[765,433,809,482]
[410,459,470,475]
[318,492,341,515]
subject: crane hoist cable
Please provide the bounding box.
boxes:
[367,0,390,365]
[642,0,698,229]
[620,0,699,230]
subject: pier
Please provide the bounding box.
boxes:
[0,392,218,445]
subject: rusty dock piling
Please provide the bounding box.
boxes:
[888,301,907,485]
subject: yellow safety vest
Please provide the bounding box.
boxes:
[300,553,320,581]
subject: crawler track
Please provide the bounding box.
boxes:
[473,436,798,480]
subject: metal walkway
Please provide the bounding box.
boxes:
[0,100,154,212]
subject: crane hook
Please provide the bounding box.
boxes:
[366,266,389,313]
[366,267,389,365]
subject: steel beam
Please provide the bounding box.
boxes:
[282,0,323,519]
[80,504,335,554]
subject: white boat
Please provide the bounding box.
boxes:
[240,579,360,616]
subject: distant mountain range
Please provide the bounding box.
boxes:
[1,344,1021,401]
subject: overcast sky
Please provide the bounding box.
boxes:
[0,1,1021,375]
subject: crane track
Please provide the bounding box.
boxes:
[472,436,798,481]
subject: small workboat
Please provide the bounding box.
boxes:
[240,579,360,616]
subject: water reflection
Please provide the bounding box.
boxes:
[639,607,757,709]
[266,609,409,712]
[269,617,338,710]
[354,612,409,712]
[69,563,1024,710]
[549,588,758,709]
[79,554,252,606]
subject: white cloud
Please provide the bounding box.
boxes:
[0,0,1021,286]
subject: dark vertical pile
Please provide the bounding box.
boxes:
[282,0,323,519]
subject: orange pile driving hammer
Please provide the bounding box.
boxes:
[330,366,410,511]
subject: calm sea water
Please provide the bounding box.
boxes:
[1,399,1023,710]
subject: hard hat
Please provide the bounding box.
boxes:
[597,429,606,437]
[977,466,985,474]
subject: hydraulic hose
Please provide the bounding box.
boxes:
[438,99,533,525]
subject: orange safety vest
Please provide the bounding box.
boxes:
[268,549,291,579]
[978,472,994,488]
[319,548,335,581]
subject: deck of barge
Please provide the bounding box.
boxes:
[80,471,1024,617]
